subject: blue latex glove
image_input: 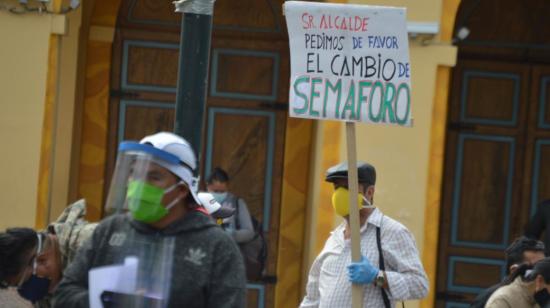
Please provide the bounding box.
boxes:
[347,255,379,284]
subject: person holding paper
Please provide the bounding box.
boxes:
[53,132,246,308]
[300,161,428,308]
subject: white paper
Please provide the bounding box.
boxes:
[89,256,139,308]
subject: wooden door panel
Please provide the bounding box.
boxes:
[119,100,175,143]
[117,0,181,31]
[124,41,179,91]
[127,0,180,26]
[531,140,550,213]
[461,71,520,125]
[213,0,281,32]
[539,77,550,129]
[452,134,514,247]
[448,256,504,292]
[211,49,280,101]
[246,285,264,308]
[448,61,530,130]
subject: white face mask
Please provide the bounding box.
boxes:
[362,196,375,209]
[211,192,228,203]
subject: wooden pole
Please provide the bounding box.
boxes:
[346,122,363,307]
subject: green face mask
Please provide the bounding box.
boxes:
[127,180,179,223]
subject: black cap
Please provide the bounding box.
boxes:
[525,257,550,282]
[325,161,376,186]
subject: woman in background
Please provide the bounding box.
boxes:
[0,227,48,307]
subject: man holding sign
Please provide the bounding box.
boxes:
[284,1,428,306]
[300,162,428,307]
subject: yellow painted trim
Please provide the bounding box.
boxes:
[35,35,60,229]
[420,66,452,308]
[36,0,64,229]
[77,0,123,221]
[275,118,314,308]
[50,14,67,35]
[440,0,462,43]
[89,25,116,43]
[91,0,123,27]
[315,121,342,253]
[420,0,461,307]
[77,40,113,221]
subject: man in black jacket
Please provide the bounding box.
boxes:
[53,132,246,308]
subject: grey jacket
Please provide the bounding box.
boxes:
[53,211,246,308]
[220,193,255,243]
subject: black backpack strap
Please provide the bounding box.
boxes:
[234,197,241,229]
[376,226,391,308]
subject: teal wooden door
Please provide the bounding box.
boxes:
[435,60,550,307]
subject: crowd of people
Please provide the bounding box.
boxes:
[1,130,547,307]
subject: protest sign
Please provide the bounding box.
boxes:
[285,2,412,307]
[284,1,412,126]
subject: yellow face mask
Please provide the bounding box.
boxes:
[331,187,372,217]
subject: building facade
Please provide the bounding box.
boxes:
[1,0,549,307]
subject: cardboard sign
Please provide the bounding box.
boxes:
[284,1,412,126]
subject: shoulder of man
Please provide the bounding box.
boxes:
[485,284,515,307]
[95,214,131,233]
[379,212,410,233]
[470,283,501,308]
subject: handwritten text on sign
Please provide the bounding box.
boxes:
[284,2,412,126]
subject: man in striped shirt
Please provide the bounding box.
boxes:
[300,161,428,308]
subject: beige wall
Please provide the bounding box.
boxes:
[0,10,51,229]
[0,3,82,230]
[351,44,457,237]
[353,42,456,247]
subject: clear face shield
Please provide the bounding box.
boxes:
[92,142,197,308]
[104,142,199,223]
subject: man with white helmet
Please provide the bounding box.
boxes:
[54,132,246,308]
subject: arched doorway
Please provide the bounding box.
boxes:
[103,0,290,307]
[435,0,550,306]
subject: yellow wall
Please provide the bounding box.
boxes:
[0,9,51,229]
[0,1,85,230]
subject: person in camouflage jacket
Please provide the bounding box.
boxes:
[35,199,97,307]
[46,199,98,268]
